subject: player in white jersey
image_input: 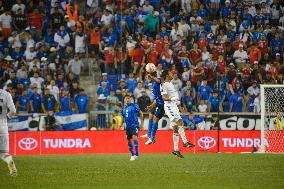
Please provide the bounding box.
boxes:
[160,70,195,158]
[0,89,17,176]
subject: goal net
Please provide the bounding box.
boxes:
[260,85,284,153]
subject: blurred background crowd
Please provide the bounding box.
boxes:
[0,0,283,124]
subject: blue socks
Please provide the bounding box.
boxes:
[128,143,134,156]
[151,122,158,140]
[134,140,139,156]
[147,119,153,137]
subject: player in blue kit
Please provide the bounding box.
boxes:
[141,72,165,145]
[121,95,144,161]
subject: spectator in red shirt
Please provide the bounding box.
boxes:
[28,9,44,31]
[104,46,116,75]
[131,45,145,74]
[115,47,127,76]
[189,43,202,66]
[216,55,226,74]
[248,44,261,64]
[154,34,164,54]
[146,45,159,65]
[257,35,268,57]
[191,62,204,86]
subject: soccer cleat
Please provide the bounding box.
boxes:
[145,139,153,145]
[172,151,184,158]
[140,134,148,139]
[134,155,139,160]
[183,142,195,148]
[130,156,136,161]
[8,160,17,177]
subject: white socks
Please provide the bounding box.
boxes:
[173,133,179,151]
[178,126,188,143]
[0,153,12,164]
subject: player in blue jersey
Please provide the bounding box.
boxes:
[141,72,165,145]
[122,95,144,161]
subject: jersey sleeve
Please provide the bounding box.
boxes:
[6,92,16,118]
[134,104,141,113]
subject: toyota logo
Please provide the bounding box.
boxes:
[198,136,216,149]
[18,138,38,151]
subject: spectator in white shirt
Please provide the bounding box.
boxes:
[30,72,44,94]
[54,25,70,49]
[143,1,154,14]
[47,80,60,101]
[233,44,248,64]
[247,81,260,97]
[133,82,146,99]
[68,54,84,80]
[0,10,12,39]
[101,9,113,26]
[8,32,22,49]
[24,45,37,62]
[74,27,86,54]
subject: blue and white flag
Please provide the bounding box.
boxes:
[8,116,29,131]
[54,112,87,130]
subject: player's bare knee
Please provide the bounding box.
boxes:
[177,119,183,126]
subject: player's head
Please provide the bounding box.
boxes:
[161,70,173,81]
[124,95,132,105]
[147,71,157,82]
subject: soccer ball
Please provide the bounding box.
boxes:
[145,63,156,73]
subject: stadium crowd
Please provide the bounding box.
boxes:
[0,0,89,114]
[0,0,284,129]
[93,0,284,119]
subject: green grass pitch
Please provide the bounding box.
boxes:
[0,154,283,189]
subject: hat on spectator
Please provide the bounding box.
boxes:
[239,44,244,48]
[153,11,159,16]
[98,94,106,100]
[5,56,13,61]
[253,80,258,84]
[276,53,280,56]
[229,62,235,67]
[102,73,108,76]
[50,47,57,52]
[254,61,258,64]
[41,57,47,61]
[225,0,230,3]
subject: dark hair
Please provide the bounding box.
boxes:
[161,70,170,80]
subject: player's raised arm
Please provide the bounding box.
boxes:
[6,92,16,118]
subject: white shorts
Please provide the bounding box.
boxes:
[0,134,9,153]
[164,103,182,126]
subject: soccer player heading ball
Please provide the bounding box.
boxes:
[121,95,144,161]
[141,71,165,145]
[0,89,17,176]
[160,70,195,158]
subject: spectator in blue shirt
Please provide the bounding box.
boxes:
[181,90,195,113]
[221,0,231,18]
[208,91,223,112]
[41,88,57,113]
[74,88,89,113]
[96,94,107,128]
[230,89,244,112]
[60,89,72,112]
[126,73,138,93]
[30,85,42,113]
[16,90,30,113]
[198,78,212,102]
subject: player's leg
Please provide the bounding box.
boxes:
[164,104,184,158]
[132,127,139,159]
[141,113,154,140]
[171,124,184,158]
[0,134,17,177]
[150,104,165,143]
[126,129,135,160]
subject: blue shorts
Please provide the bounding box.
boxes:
[126,127,139,140]
[151,104,165,119]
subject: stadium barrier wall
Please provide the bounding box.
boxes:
[9,130,262,156]
[91,111,265,130]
